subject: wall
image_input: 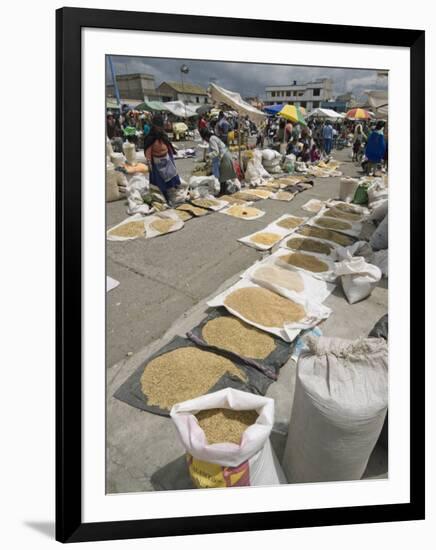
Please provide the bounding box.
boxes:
[0,2,433,550]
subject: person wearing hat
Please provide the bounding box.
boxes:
[199,128,237,195]
[143,114,182,205]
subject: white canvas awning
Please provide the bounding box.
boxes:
[209,83,266,125]
[307,108,344,119]
[163,101,198,118]
[365,90,388,118]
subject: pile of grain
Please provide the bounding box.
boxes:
[279,252,329,273]
[173,210,192,222]
[108,220,145,238]
[250,232,282,246]
[176,203,209,216]
[192,198,221,209]
[224,286,306,327]
[325,207,362,222]
[253,265,304,293]
[225,205,263,218]
[232,191,261,202]
[220,195,247,205]
[150,218,177,234]
[245,189,272,199]
[276,216,305,230]
[298,225,354,246]
[202,316,276,359]
[140,347,247,411]
[275,191,294,201]
[315,217,352,231]
[334,202,360,214]
[195,408,258,445]
[285,237,333,255]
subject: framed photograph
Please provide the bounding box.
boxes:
[56,7,425,543]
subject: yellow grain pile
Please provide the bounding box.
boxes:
[202,316,276,359]
[108,220,145,238]
[220,195,248,205]
[285,237,333,255]
[150,218,177,234]
[315,217,352,230]
[253,265,304,293]
[176,203,209,216]
[279,252,329,273]
[244,189,272,199]
[276,216,305,230]
[250,232,282,246]
[333,202,359,214]
[297,225,354,246]
[195,408,258,445]
[173,210,193,222]
[192,198,221,209]
[225,205,263,219]
[232,191,261,202]
[140,347,247,411]
[325,207,362,222]
[224,286,306,327]
[274,191,294,201]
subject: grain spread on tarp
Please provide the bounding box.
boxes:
[150,218,177,234]
[253,265,304,293]
[195,408,258,445]
[108,220,145,238]
[232,191,261,202]
[202,316,276,359]
[298,225,354,246]
[250,232,282,246]
[176,203,209,216]
[225,205,263,218]
[279,252,329,273]
[140,348,247,411]
[275,191,294,201]
[220,195,247,205]
[224,286,306,327]
[325,207,362,221]
[276,216,305,230]
[192,198,221,209]
[173,210,192,222]
[316,217,352,230]
[244,189,272,199]
[285,237,333,255]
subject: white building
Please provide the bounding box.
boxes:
[264,78,333,111]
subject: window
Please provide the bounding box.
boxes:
[313,101,320,108]
[313,88,321,96]
[286,90,291,97]
[204,97,208,103]
[196,96,199,103]
[271,91,276,97]
[301,101,307,108]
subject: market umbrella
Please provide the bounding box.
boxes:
[264,103,284,115]
[345,108,372,120]
[277,104,307,125]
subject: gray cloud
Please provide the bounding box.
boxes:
[106,55,387,99]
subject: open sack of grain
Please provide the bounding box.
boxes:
[242,260,335,305]
[334,255,382,304]
[187,310,291,380]
[106,213,146,241]
[296,224,355,247]
[170,388,286,488]
[113,337,277,417]
[282,336,388,483]
[207,279,331,342]
[271,249,338,283]
[142,210,184,239]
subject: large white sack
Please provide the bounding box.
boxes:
[335,256,382,304]
[368,198,388,223]
[262,149,281,162]
[170,388,286,487]
[370,214,388,251]
[339,177,360,202]
[106,165,120,202]
[282,336,388,483]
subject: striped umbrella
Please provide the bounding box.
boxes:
[278,104,307,125]
[345,108,372,120]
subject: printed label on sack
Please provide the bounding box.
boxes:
[186,454,250,488]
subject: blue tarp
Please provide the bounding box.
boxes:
[264,104,284,115]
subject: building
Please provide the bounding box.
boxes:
[106,73,162,103]
[320,100,348,113]
[264,78,333,111]
[156,81,209,104]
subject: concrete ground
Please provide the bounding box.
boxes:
[106,146,388,494]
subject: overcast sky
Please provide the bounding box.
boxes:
[107,56,388,99]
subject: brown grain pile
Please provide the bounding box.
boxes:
[253,265,304,293]
[202,316,275,359]
[108,220,145,238]
[224,286,306,327]
[150,218,177,234]
[250,232,282,246]
[176,203,209,216]
[173,210,193,222]
[232,191,261,202]
[315,217,352,230]
[220,195,247,205]
[195,408,258,445]
[334,202,360,214]
[325,207,362,222]
[225,205,263,218]
[276,216,305,230]
[297,225,354,246]
[279,252,329,273]
[140,347,247,410]
[285,237,333,255]
[245,189,272,199]
[192,198,221,209]
[274,191,294,201]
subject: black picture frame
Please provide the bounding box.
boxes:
[56,7,425,543]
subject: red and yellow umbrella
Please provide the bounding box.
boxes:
[345,108,372,120]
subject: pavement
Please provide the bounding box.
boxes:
[106,145,388,494]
